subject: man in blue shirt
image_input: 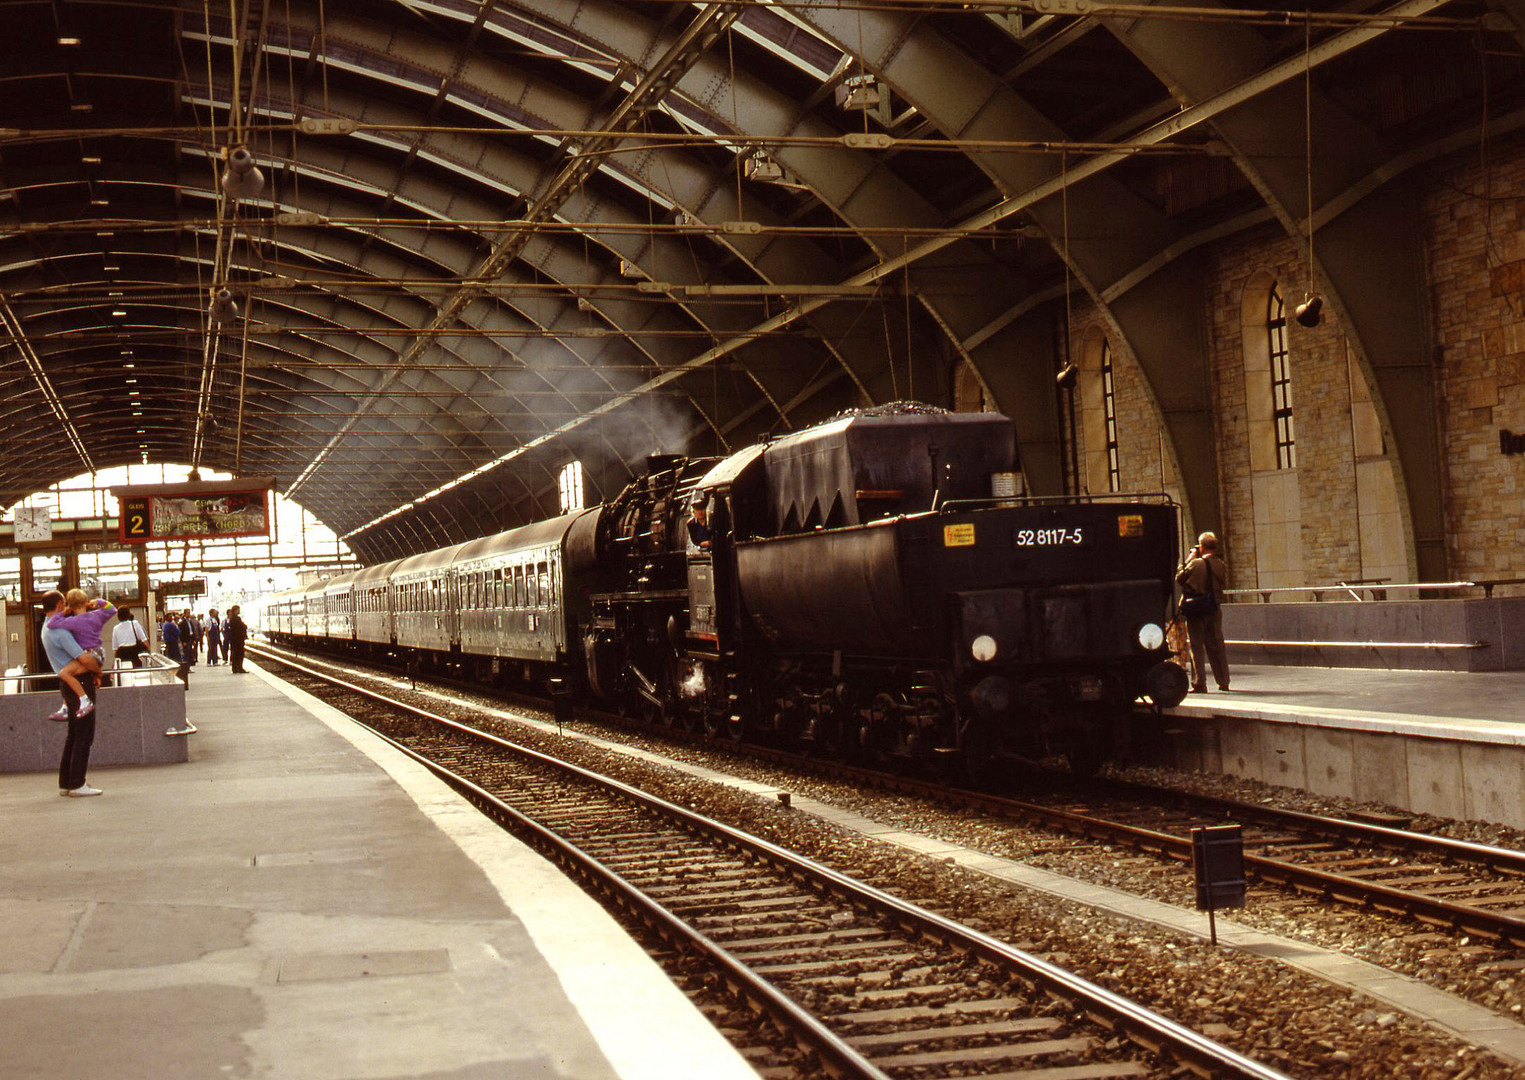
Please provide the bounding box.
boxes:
[40,589,101,797]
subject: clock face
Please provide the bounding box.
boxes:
[14,507,52,544]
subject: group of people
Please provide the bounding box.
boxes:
[37,590,249,798]
[158,606,246,673]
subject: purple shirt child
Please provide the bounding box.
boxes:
[47,599,117,652]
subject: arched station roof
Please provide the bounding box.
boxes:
[0,0,1520,565]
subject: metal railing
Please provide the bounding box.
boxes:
[1225,578,1525,603]
[2,653,181,694]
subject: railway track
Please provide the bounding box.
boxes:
[1031,777,1525,948]
[255,647,1288,1080]
[622,704,1525,952]
[255,641,1525,952]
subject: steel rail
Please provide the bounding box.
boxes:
[1097,777,1525,877]
[254,644,1292,1080]
[368,726,891,1080]
[255,646,890,1080]
[945,786,1525,949]
[673,716,1525,948]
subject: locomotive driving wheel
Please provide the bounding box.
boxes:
[848,693,897,765]
[703,710,745,741]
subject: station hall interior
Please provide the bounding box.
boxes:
[0,0,1522,598]
[10,7,1525,1080]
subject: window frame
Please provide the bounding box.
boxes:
[1268,283,1297,470]
[1100,339,1120,492]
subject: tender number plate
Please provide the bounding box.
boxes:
[1016,527,1085,547]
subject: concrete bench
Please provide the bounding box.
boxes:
[0,661,190,774]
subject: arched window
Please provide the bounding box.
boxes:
[558,460,584,513]
[1268,284,1297,469]
[954,360,988,412]
[1100,340,1120,492]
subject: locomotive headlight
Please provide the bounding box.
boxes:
[971,634,998,662]
[1137,622,1165,651]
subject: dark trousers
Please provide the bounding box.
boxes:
[229,641,246,672]
[57,676,96,790]
[1185,610,1230,690]
[207,640,221,664]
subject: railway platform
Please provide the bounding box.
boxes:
[1157,663,1525,829]
[0,660,756,1080]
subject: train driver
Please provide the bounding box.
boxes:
[687,500,711,550]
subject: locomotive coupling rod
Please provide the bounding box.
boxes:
[629,662,657,695]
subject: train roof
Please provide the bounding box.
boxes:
[392,540,472,579]
[301,578,328,598]
[322,570,359,596]
[352,558,404,587]
[451,508,595,567]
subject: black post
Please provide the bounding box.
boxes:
[1191,824,1246,948]
[548,677,571,735]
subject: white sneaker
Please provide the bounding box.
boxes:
[76,698,95,718]
[65,785,102,797]
[49,705,69,721]
[164,724,197,736]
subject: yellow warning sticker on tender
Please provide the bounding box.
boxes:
[943,523,976,547]
[1117,514,1145,538]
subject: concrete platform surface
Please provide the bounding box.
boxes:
[0,661,756,1080]
[1169,663,1525,739]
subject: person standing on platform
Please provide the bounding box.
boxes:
[225,605,248,673]
[1176,531,1230,693]
[46,589,114,710]
[41,590,101,797]
[205,608,223,665]
[111,607,150,667]
[159,612,181,663]
[179,610,199,667]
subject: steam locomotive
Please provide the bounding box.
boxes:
[267,405,1189,777]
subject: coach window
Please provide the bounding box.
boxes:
[538,562,550,605]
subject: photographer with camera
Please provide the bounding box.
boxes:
[1176,531,1229,693]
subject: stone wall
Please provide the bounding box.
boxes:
[1423,135,1525,582]
[1062,132,1525,594]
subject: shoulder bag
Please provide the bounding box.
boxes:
[1179,559,1218,618]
